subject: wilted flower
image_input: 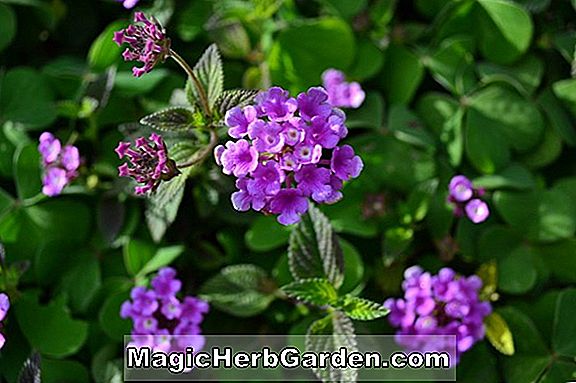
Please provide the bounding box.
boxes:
[120,267,209,353]
[215,86,363,225]
[384,266,491,362]
[38,132,80,197]
[117,0,140,9]
[0,293,10,350]
[116,133,180,195]
[113,12,170,77]
[448,175,490,224]
[321,69,365,109]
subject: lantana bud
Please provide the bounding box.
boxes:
[113,12,170,77]
[0,293,10,350]
[448,175,490,224]
[115,133,180,195]
[321,69,365,109]
[38,132,81,197]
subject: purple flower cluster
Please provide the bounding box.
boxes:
[113,12,170,77]
[384,266,491,361]
[116,133,179,195]
[120,268,209,353]
[117,0,140,9]
[321,69,365,109]
[0,293,9,350]
[448,175,490,224]
[38,132,80,197]
[214,86,363,225]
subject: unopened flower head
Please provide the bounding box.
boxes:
[448,175,490,224]
[215,86,363,225]
[38,132,80,197]
[116,133,180,195]
[117,0,140,9]
[321,69,365,109]
[0,293,10,350]
[384,266,491,363]
[120,267,209,353]
[113,12,170,77]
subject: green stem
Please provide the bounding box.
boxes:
[22,193,47,207]
[169,49,211,118]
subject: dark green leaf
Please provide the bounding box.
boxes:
[140,106,199,132]
[14,144,42,201]
[386,104,436,149]
[538,88,576,146]
[552,289,576,357]
[87,20,126,72]
[381,44,424,104]
[473,164,535,190]
[245,215,290,252]
[200,264,276,317]
[288,205,344,289]
[0,3,16,53]
[281,278,338,307]
[213,89,260,120]
[552,78,576,118]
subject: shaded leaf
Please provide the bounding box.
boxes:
[214,89,259,120]
[140,107,199,132]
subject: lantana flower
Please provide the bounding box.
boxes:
[120,267,209,353]
[384,266,492,363]
[448,175,490,223]
[38,132,80,197]
[113,12,170,77]
[115,133,180,195]
[0,293,10,350]
[214,86,363,225]
[321,69,365,109]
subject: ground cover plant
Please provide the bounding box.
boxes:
[0,0,576,382]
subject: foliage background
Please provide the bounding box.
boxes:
[0,0,576,382]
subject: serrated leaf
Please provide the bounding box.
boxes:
[186,44,223,111]
[140,107,201,132]
[214,89,260,120]
[306,311,358,383]
[200,264,276,317]
[18,352,41,383]
[485,312,515,356]
[335,295,389,321]
[288,205,344,289]
[281,278,338,307]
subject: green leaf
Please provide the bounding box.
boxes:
[15,293,89,358]
[484,312,515,355]
[520,125,562,169]
[498,246,538,294]
[477,55,543,95]
[140,107,199,132]
[186,44,223,110]
[345,92,384,130]
[347,39,384,81]
[538,88,576,146]
[87,20,126,72]
[0,3,16,53]
[13,144,42,201]
[99,291,132,340]
[42,359,89,383]
[552,289,576,357]
[268,18,355,93]
[306,311,358,383]
[321,0,367,18]
[245,215,290,252]
[114,69,169,96]
[200,264,276,317]
[281,278,338,307]
[338,239,365,294]
[335,295,389,321]
[473,164,535,190]
[552,78,576,118]
[288,205,344,289]
[381,44,424,104]
[386,104,436,149]
[213,89,260,120]
[0,67,57,129]
[465,111,510,174]
[425,36,476,95]
[122,239,155,277]
[60,256,101,314]
[477,225,523,262]
[538,239,576,284]
[136,245,184,278]
[477,0,534,64]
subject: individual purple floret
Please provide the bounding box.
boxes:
[321,69,365,109]
[120,267,209,353]
[215,86,364,225]
[447,175,490,224]
[384,266,491,363]
[0,293,9,350]
[116,133,180,195]
[113,12,170,77]
[38,132,80,197]
[117,0,140,9]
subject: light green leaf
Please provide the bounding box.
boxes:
[13,144,42,201]
[425,36,476,95]
[288,205,344,289]
[122,239,155,277]
[335,295,389,321]
[200,264,276,317]
[477,55,543,95]
[16,293,89,358]
[186,44,223,110]
[485,312,515,355]
[245,215,290,252]
[473,164,535,190]
[552,78,576,118]
[137,245,184,278]
[281,278,338,307]
[87,20,126,72]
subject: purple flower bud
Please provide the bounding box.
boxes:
[113,12,170,77]
[38,132,80,197]
[465,199,490,224]
[116,133,180,195]
[321,69,365,109]
[0,293,9,322]
[42,167,68,197]
[38,132,61,164]
[448,175,473,202]
[117,0,140,9]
